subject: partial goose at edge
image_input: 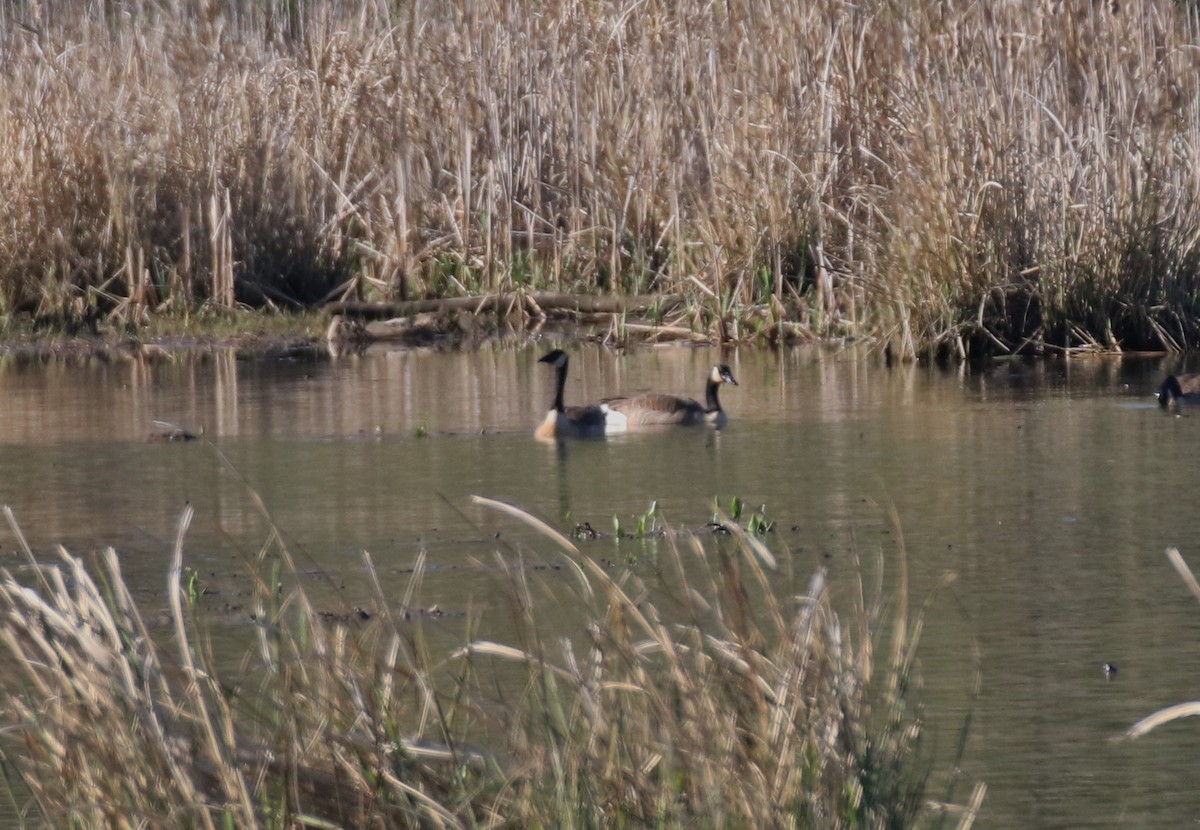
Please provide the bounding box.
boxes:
[1157,373,1200,408]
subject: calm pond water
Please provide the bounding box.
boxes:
[1,341,1200,827]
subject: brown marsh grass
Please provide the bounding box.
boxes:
[0,498,977,828]
[3,0,1197,355]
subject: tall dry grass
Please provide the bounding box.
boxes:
[0,499,971,828]
[1125,547,1200,741]
[1,0,1198,356]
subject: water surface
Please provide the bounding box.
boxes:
[1,343,1198,827]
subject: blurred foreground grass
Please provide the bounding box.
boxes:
[0,497,981,828]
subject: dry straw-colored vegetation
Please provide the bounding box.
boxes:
[1125,548,1200,741]
[2,0,1198,356]
[0,499,976,828]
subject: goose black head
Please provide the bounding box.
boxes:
[539,349,569,368]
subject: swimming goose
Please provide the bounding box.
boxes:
[535,349,617,439]
[602,364,738,429]
[1157,373,1200,408]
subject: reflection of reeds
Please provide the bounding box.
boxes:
[1,2,1199,356]
[0,499,963,826]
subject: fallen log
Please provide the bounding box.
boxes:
[324,292,683,320]
[619,322,713,343]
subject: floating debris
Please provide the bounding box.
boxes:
[148,420,200,443]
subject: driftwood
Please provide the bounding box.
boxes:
[324,292,683,320]
[619,322,713,343]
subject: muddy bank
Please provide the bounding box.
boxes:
[0,288,800,363]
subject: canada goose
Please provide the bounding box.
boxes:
[535,349,619,440]
[1157,373,1200,408]
[602,364,738,429]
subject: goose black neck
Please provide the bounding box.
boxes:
[705,378,722,414]
[1162,375,1182,407]
[552,360,567,413]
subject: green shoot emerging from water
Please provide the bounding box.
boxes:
[721,496,774,535]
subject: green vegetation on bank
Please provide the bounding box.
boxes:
[2,0,1197,358]
[0,499,974,828]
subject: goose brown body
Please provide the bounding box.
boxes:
[602,364,738,429]
[1158,373,1200,408]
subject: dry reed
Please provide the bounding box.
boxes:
[1125,548,1200,742]
[0,497,957,828]
[3,0,1200,356]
